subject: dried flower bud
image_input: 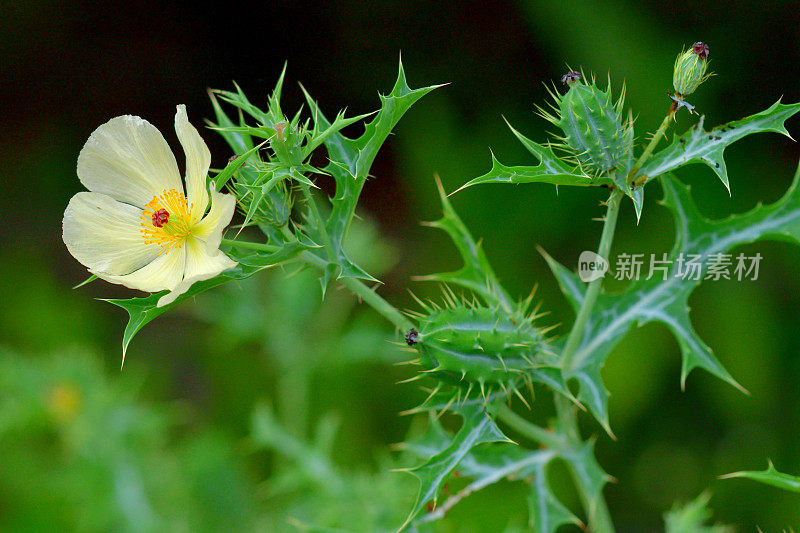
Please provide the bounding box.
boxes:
[673,42,711,97]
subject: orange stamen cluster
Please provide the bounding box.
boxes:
[140,189,195,255]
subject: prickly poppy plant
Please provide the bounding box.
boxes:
[62,45,800,531]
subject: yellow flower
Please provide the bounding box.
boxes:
[63,105,237,307]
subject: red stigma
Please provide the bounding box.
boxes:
[692,42,709,60]
[151,208,169,228]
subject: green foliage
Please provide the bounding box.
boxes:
[60,51,800,531]
[721,461,800,493]
[399,402,512,529]
[300,59,442,285]
[251,405,415,532]
[546,165,800,430]
[417,177,515,311]
[456,88,799,222]
[453,125,605,191]
[638,100,800,192]
[663,493,732,533]
[103,241,311,361]
[0,348,256,532]
[402,410,612,532]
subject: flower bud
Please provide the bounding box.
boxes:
[549,74,632,175]
[672,42,711,97]
[228,164,293,228]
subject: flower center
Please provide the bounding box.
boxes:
[140,189,195,254]
[151,208,169,227]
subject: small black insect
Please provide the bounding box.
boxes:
[560,71,581,85]
[405,328,419,346]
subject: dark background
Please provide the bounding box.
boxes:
[3,0,800,530]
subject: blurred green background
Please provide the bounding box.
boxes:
[2,0,800,530]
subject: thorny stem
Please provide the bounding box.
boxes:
[626,103,677,185]
[543,188,622,533]
[560,188,623,372]
[299,247,414,331]
[295,186,413,330]
[223,232,413,332]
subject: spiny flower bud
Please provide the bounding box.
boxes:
[227,162,293,228]
[673,42,711,97]
[538,72,633,176]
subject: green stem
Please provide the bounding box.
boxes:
[300,248,411,330]
[560,189,622,372]
[222,235,411,331]
[496,404,564,450]
[626,106,675,185]
[220,238,279,252]
[548,187,623,533]
[293,187,413,331]
[341,276,414,331]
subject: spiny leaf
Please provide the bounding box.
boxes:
[207,89,254,155]
[453,120,604,194]
[302,57,441,282]
[456,118,647,220]
[416,176,514,312]
[720,460,800,492]
[404,416,600,532]
[558,166,800,430]
[615,172,645,222]
[664,492,732,533]
[103,241,310,363]
[639,99,800,192]
[213,80,282,131]
[528,458,582,533]
[559,438,612,524]
[417,444,579,532]
[454,152,601,192]
[302,108,377,159]
[538,246,585,315]
[212,140,268,192]
[399,402,511,530]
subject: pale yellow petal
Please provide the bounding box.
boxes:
[92,247,186,294]
[156,236,237,307]
[63,192,160,275]
[174,104,211,222]
[191,186,237,252]
[77,115,184,207]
